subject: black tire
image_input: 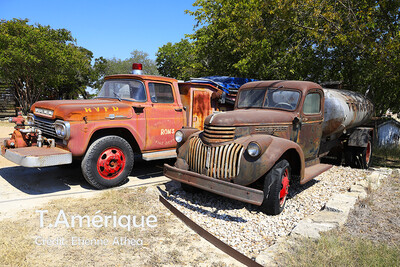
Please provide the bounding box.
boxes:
[354,139,373,169]
[345,139,372,169]
[81,135,134,189]
[260,159,291,215]
[180,182,201,193]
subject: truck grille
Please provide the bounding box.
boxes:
[34,116,57,138]
[187,136,244,180]
[203,124,235,143]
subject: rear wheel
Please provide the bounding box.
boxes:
[82,136,134,189]
[260,159,291,215]
[345,139,372,169]
[355,140,372,169]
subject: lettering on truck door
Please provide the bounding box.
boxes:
[144,82,184,150]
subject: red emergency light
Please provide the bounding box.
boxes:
[132,63,143,75]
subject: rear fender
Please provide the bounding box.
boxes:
[348,127,373,148]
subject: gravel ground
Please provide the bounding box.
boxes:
[164,166,377,259]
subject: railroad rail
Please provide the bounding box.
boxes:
[159,195,263,267]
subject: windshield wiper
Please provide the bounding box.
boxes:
[113,91,122,101]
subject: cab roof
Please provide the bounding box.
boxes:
[240,80,323,94]
[105,74,178,83]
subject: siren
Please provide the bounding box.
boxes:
[132,63,143,75]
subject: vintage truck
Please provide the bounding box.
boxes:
[0,64,248,189]
[164,80,374,215]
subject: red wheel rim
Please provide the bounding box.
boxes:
[366,141,371,165]
[279,169,290,207]
[97,147,126,180]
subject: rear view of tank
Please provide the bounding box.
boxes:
[321,88,374,169]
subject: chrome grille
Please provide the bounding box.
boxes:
[34,116,57,138]
[187,136,243,180]
[203,124,235,143]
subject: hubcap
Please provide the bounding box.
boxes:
[279,169,290,207]
[97,147,125,179]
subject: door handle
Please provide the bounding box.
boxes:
[175,108,183,112]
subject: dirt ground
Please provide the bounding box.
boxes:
[0,123,17,168]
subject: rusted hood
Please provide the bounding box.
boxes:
[31,99,134,121]
[205,109,296,126]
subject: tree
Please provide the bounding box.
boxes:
[164,0,400,115]
[156,39,199,80]
[0,19,94,113]
[92,50,159,90]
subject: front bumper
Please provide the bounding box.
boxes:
[1,138,72,167]
[163,164,264,205]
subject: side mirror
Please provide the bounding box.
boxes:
[219,92,226,104]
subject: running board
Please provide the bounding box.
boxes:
[142,149,177,161]
[302,163,333,184]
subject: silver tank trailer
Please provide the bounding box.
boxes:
[322,89,374,137]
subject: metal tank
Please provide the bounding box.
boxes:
[322,89,374,137]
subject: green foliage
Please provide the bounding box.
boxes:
[0,18,94,113]
[92,50,159,89]
[156,39,198,80]
[156,0,400,114]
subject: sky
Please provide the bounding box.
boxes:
[0,0,198,60]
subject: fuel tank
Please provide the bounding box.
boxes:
[322,89,374,137]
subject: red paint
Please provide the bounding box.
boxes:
[279,168,290,207]
[97,147,126,179]
[366,141,371,165]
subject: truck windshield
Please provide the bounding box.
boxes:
[97,80,146,102]
[237,88,300,111]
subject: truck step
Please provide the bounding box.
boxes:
[142,149,176,161]
[303,163,333,184]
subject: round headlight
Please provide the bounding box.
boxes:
[26,114,35,126]
[247,142,261,157]
[175,130,184,143]
[55,124,65,137]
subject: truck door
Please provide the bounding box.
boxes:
[191,89,212,130]
[144,82,185,151]
[298,89,324,161]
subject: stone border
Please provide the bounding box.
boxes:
[256,168,392,266]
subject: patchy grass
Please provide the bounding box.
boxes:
[0,187,237,266]
[0,220,35,266]
[277,170,400,266]
[373,145,400,168]
[281,230,400,267]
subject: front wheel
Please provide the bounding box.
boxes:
[82,136,134,189]
[260,159,291,215]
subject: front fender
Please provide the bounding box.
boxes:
[234,135,305,186]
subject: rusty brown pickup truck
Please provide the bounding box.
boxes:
[164,80,374,215]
